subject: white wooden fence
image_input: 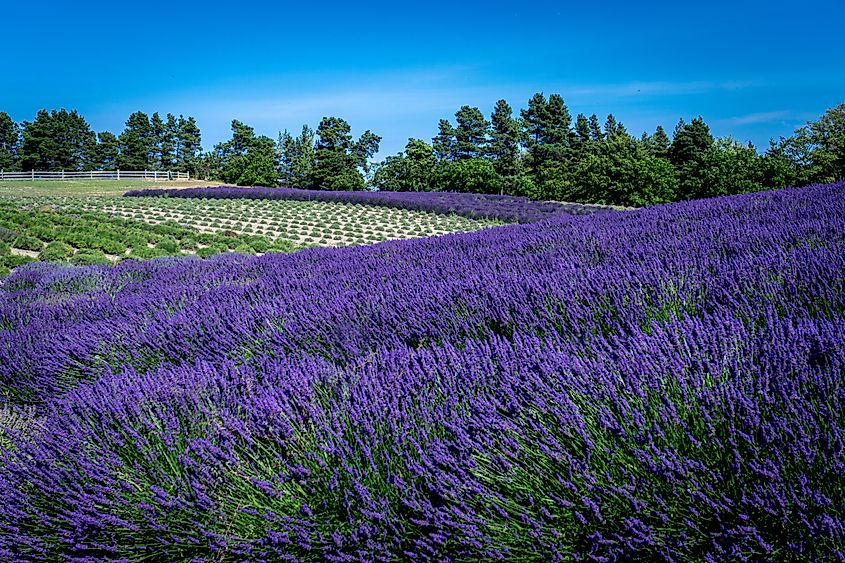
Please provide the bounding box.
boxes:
[0,170,190,181]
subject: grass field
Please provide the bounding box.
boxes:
[0,179,208,197]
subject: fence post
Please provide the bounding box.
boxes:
[31,170,34,180]
[117,170,120,180]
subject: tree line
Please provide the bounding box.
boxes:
[1,98,843,206]
[373,96,845,206]
[0,110,202,174]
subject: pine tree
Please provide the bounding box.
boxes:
[604,114,628,139]
[0,112,20,171]
[488,99,521,181]
[94,131,119,170]
[669,116,713,165]
[588,114,604,142]
[652,125,671,159]
[150,112,166,170]
[160,114,178,171]
[310,117,378,190]
[575,113,591,145]
[291,125,316,188]
[432,119,456,161]
[454,106,488,159]
[117,111,155,170]
[176,116,202,173]
[521,93,548,148]
[20,109,96,171]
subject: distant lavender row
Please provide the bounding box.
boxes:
[124,185,614,223]
[1,182,844,560]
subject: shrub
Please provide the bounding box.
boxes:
[38,242,74,262]
[156,236,180,253]
[12,235,44,252]
[69,250,111,266]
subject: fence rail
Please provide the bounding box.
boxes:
[0,170,190,181]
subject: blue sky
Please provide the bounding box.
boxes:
[3,0,843,157]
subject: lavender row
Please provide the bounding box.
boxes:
[0,182,844,559]
[123,185,615,223]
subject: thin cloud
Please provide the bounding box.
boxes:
[716,110,792,126]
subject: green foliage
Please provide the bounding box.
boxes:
[277,126,316,188]
[0,112,21,171]
[454,106,489,159]
[156,236,180,253]
[488,100,521,189]
[69,249,110,266]
[432,158,502,194]
[38,241,74,262]
[215,121,279,186]
[233,243,255,254]
[12,235,43,251]
[669,117,714,166]
[566,136,678,206]
[20,109,97,171]
[677,139,764,199]
[309,117,380,190]
[117,111,155,170]
[372,139,437,192]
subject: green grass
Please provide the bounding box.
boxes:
[0,179,207,197]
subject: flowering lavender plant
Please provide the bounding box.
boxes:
[1,182,843,560]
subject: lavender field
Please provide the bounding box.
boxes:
[1,182,844,560]
[125,185,614,223]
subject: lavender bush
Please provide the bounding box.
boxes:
[1,182,844,560]
[124,186,614,223]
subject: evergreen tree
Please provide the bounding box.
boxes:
[159,114,178,171]
[651,125,671,159]
[277,130,296,186]
[94,131,119,170]
[539,94,573,163]
[310,117,379,190]
[353,130,382,178]
[432,119,456,161]
[604,114,628,139]
[488,100,521,187]
[575,113,591,146]
[588,114,604,142]
[669,116,713,166]
[117,111,155,169]
[291,125,316,189]
[176,116,202,174]
[0,112,21,171]
[150,112,166,170]
[521,93,548,148]
[454,106,488,159]
[20,109,96,171]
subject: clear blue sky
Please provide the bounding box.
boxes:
[3,0,843,157]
